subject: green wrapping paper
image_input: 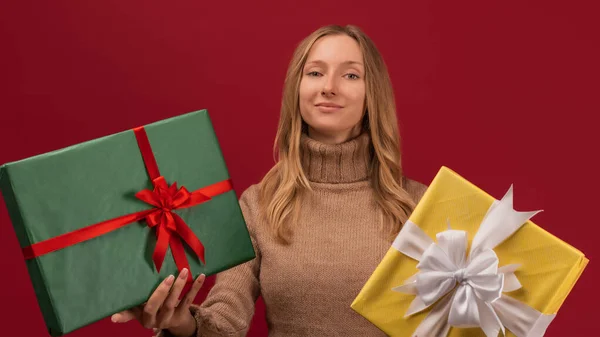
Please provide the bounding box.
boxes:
[0,110,256,336]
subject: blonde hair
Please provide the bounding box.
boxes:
[259,24,416,243]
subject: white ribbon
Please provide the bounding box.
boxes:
[391,185,556,337]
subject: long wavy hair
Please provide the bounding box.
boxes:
[258,24,416,243]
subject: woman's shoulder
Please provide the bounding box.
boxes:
[237,183,265,225]
[402,175,428,204]
[239,183,261,207]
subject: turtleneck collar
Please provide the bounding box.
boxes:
[300,132,372,184]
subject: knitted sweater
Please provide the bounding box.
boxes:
[165,132,427,336]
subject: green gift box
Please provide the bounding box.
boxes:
[0,110,256,336]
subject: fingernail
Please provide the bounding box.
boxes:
[180,268,189,279]
[111,315,119,323]
[197,274,205,281]
[165,275,174,285]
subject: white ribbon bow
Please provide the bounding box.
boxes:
[392,186,556,337]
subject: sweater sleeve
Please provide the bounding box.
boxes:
[159,187,262,337]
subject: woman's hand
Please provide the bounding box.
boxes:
[111,268,206,337]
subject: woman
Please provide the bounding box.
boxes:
[111,24,427,337]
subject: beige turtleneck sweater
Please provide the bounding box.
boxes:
[165,132,427,337]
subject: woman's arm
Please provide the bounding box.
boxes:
[160,187,263,337]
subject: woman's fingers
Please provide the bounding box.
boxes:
[176,273,206,315]
[110,270,204,331]
[111,308,139,323]
[141,274,175,328]
[156,268,189,326]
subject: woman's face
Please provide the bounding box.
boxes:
[299,34,366,144]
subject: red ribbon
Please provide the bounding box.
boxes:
[22,126,232,281]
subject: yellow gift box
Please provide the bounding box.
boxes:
[351,166,588,337]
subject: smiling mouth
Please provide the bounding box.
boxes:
[315,103,343,108]
[315,104,343,113]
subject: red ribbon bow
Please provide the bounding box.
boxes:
[136,176,209,272]
[21,125,233,283]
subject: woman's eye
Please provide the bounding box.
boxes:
[307,71,322,77]
[345,73,360,80]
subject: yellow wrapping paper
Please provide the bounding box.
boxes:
[351,166,588,337]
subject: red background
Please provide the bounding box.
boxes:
[1,1,598,336]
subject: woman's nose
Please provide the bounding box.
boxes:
[321,76,337,97]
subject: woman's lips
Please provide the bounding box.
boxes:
[315,102,343,113]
